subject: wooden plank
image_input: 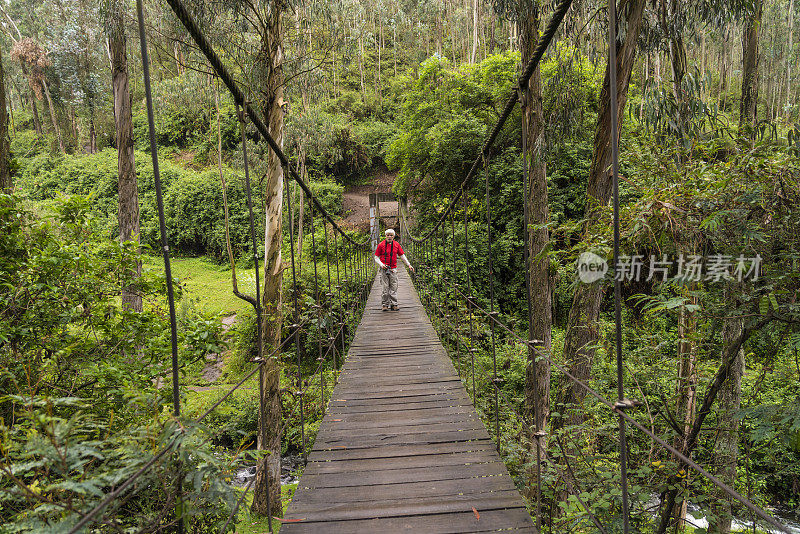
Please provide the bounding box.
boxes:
[327,401,475,416]
[297,462,512,489]
[279,508,536,534]
[286,475,518,504]
[305,450,504,475]
[286,493,526,521]
[308,439,495,461]
[312,429,492,451]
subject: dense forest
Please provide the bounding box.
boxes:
[0,0,799,531]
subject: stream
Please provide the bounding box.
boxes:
[233,453,303,488]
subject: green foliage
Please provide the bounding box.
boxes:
[387,53,520,197]
[540,42,603,139]
[287,109,397,180]
[0,194,236,531]
[14,149,265,259]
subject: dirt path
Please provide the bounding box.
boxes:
[340,170,398,232]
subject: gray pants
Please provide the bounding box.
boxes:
[380,268,398,307]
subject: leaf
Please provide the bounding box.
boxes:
[472,507,480,520]
[769,292,779,312]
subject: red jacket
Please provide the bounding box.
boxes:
[375,240,404,269]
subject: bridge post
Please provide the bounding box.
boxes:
[369,193,380,250]
[398,196,407,243]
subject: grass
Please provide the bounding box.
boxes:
[142,255,258,316]
[233,483,298,534]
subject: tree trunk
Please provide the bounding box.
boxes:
[89,112,97,154]
[655,313,769,534]
[358,29,366,101]
[109,0,141,313]
[520,0,551,506]
[0,43,10,192]
[551,0,646,444]
[250,0,284,518]
[20,64,42,136]
[377,12,383,103]
[787,0,794,119]
[659,0,688,139]
[471,0,479,63]
[739,0,763,134]
[41,79,64,153]
[708,296,745,534]
[670,295,698,530]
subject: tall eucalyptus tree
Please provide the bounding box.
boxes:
[106,0,141,312]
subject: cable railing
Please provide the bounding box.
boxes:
[404,210,791,532]
[397,0,792,529]
[61,0,376,531]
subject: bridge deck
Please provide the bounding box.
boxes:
[281,268,535,533]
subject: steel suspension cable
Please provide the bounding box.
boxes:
[607,0,631,529]
[133,3,184,532]
[283,174,307,465]
[401,0,573,243]
[161,0,367,249]
[238,103,272,533]
[463,189,477,398]
[309,204,325,415]
[482,155,501,451]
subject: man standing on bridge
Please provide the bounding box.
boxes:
[374,229,414,311]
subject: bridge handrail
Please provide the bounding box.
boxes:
[406,205,791,533]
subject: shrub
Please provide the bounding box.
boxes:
[14,149,259,259]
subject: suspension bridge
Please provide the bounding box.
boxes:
[59,0,795,530]
[280,269,536,533]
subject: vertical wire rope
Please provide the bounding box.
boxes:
[134,4,183,532]
[483,155,501,452]
[239,105,271,534]
[320,221,331,411]
[520,93,543,530]
[451,209,460,378]
[438,226,444,336]
[322,223,336,377]
[333,228,344,372]
[309,205,324,415]
[464,188,477,399]
[608,0,631,529]
[284,176,306,465]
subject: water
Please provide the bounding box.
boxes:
[643,497,800,533]
[233,454,303,487]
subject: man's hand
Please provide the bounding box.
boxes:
[409,265,415,273]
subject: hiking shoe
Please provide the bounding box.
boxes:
[382,305,389,311]
[391,305,399,311]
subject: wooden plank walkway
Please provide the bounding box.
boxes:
[281,267,536,533]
